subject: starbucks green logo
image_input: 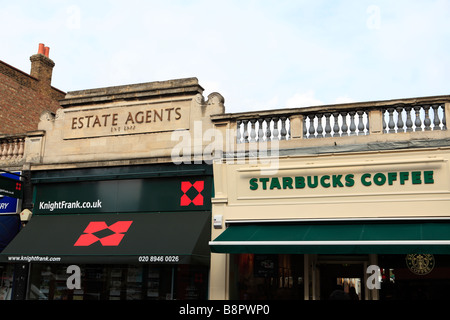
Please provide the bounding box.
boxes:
[406,254,435,275]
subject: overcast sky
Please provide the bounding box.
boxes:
[1,0,449,113]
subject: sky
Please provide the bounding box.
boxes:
[1,0,450,114]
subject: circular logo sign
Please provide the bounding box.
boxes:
[406,254,435,275]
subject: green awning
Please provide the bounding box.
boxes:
[209,221,450,254]
[1,212,211,265]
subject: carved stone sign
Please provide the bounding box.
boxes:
[63,101,190,139]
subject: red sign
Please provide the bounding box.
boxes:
[74,221,133,246]
[180,181,204,206]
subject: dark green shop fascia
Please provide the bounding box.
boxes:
[0,163,213,265]
[31,163,212,184]
[30,163,213,215]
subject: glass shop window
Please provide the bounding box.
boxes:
[27,264,209,300]
[378,254,450,300]
[229,254,304,300]
[0,264,14,300]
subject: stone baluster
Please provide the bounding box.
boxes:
[405,107,413,132]
[0,141,6,160]
[349,111,356,136]
[324,113,332,137]
[18,138,24,158]
[332,112,340,137]
[357,111,365,135]
[316,115,323,138]
[341,112,348,136]
[303,117,308,138]
[236,120,242,143]
[443,106,447,130]
[249,119,257,142]
[387,108,395,133]
[7,140,13,159]
[414,106,422,131]
[280,117,287,140]
[423,105,431,131]
[432,104,441,130]
[287,117,291,140]
[265,117,272,141]
[258,119,264,141]
[396,107,404,132]
[365,111,370,134]
[242,120,249,142]
[308,115,316,138]
[12,139,18,159]
[272,117,279,141]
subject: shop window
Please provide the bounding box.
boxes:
[27,264,209,300]
[378,254,450,300]
[174,265,209,300]
[0,264,14,300]
[230,254,304,300]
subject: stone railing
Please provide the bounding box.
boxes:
[0,131,45,167]
[0,135,26,161]
[211,96,450,150]
[302,109,370,139]
[382,104,446,133]
[236,116,292,142]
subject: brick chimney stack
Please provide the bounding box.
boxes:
[30,43,55,86]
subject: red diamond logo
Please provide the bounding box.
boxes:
[74,221,133,246]
[180,181,204,206]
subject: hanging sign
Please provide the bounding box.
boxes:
[0,172,21,214]
[0,174,22,199]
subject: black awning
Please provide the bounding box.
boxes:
[0,215,20,252]
[1,212,210,265]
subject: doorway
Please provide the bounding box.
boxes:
[318,257,366,300]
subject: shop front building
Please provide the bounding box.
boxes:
[0,171,22,300]
[0,77,225,300]
[3,164,213,300]
[209,96,450,300]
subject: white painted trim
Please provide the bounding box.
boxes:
[209,240,450,246]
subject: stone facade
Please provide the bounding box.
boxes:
[33,77,225,169]
[207,94,450,300]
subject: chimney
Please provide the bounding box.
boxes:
[30,43,55,86]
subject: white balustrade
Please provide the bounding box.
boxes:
[0,137,25,161]
[382,104,446,133]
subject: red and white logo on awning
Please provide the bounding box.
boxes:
[74,221,133,246]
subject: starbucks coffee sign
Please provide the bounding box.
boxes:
[249,170,435,191]
[63,101,190,139]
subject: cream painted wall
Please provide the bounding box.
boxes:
[209,147,450,299]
